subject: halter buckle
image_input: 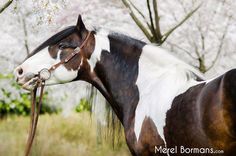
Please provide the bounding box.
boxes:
[39,68,51,80]
[74,47,81,52]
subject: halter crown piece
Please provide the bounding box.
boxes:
[25,31,92,156]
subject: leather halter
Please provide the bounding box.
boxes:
[38,31,92,81]
[25,31,92,156]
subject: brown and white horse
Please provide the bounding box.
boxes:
[14,15,236,156]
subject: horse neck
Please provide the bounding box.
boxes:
[90,31,202,128]
[91,31,145,126]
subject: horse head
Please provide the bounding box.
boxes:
[14,15,96,90]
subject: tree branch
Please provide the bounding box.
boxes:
[127,0,145,20]
[153,0,162,38]
[22,17,30,56]
[122,0,153,41]
[176,0,188,13]
[127,0,153,32]
[206,16,231,71]
[0,0,13,14]
[166,41,197,60]
[147,0,158,41]
[161,3,202,43]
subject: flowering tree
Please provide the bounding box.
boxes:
[164,0,234,74]
[121,0,201,44]
[121,0,235,73]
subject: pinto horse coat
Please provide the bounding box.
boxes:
[15,15,236,156]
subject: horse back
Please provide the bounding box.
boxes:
[165,69,236,155]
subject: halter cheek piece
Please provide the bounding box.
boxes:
[25,31,92,156]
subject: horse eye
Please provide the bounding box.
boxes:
[58,43,76,50]
[58,43,66,50]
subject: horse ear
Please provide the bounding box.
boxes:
[76,15,86,31]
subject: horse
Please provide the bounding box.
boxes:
[14,15,236,156]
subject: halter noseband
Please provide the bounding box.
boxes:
[25,31,92,156]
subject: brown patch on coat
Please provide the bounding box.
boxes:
[136,117,166,156]
[165,69,236,155]
[165,82,209,150]
[124,117,166,156]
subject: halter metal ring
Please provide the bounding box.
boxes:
[39,68,51,80]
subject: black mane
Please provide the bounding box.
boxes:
[108,32,146,49]
[28,26,77,58]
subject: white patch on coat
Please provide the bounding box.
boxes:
[56,50,62,60]
[20,48,57,75]
[18,48,78,85]
[134,45,203,143]
[88,30,110,71]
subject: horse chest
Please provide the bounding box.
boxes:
[135,73,181,142]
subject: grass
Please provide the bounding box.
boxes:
[0,112,130,156]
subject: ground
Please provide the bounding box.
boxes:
[0,112,130,156]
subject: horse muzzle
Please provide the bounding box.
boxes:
[14,67,38,90]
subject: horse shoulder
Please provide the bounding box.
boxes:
[134,44,202,154]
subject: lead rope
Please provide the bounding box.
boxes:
[25,80,45,156]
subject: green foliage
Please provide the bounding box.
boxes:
[75,98,92,113]
[0,73,58,118]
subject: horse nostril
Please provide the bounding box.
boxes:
[17,67,24,77]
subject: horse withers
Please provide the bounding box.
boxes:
[14,15,236,156]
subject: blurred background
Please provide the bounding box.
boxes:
[0,0,236,155]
